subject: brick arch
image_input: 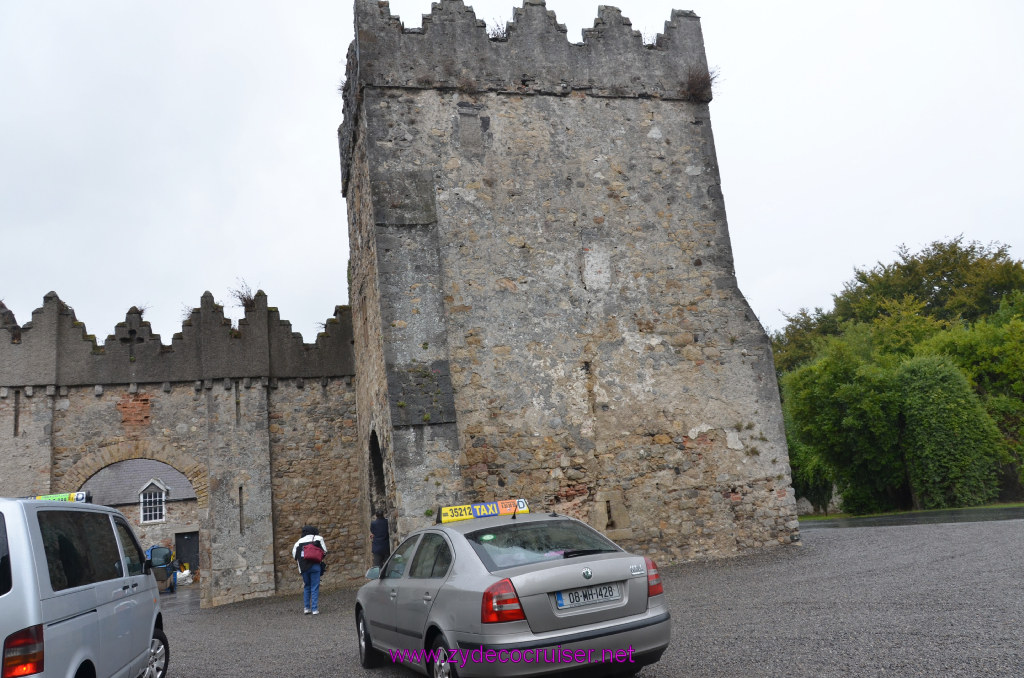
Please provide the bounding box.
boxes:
[63,440,209,509]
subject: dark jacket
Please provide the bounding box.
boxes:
[370,517,390,556]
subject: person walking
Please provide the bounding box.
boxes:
[369,510,390,567]
[291,525,327,615]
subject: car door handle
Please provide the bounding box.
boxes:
[389,589,398,599]
[422,593,432,603]
[122,585,130,592]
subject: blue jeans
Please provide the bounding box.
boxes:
[302,564,322,611]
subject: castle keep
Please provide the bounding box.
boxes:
[342,0,797,552]
[1,0,798,608]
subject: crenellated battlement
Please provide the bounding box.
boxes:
[0,291,354,387]
[340,0,711,192]
[0,300,16,330]
[351,0,706,95]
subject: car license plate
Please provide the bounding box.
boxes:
[555,582,621,609]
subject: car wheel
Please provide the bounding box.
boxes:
[357,610,381,668]
[429,634,457,678]
[141,628,169,678]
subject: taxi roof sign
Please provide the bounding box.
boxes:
[31,492,91,503]
[439,499,529,524]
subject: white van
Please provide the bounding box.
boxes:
[0,496,168,678]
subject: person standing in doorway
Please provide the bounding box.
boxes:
[292,525,327,615]
[369,510,390,567]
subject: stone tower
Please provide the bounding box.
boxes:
[340,0,798,562]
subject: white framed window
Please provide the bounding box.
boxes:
[139,480,168,523]
[140,489,165,522]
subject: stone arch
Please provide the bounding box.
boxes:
[62,440,208,509]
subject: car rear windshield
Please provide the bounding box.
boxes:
[466,519,619,572]
[0,512,11,596]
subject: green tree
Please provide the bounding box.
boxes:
[772,238,1024,372]
[786,435,835,514]
[783,329,1007,513]
[771,307,839,374]
[775,239,1024,509]
[833,237,1024,325]
[782,337,905,513]
[896,356,1004,509]
[917,293,1024,493]
[869,296,948,358]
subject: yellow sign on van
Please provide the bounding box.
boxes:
[440,499,529,523]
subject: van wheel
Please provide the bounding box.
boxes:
[141,628,169,678]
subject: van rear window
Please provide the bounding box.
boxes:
[37,510,122,591]
[0,513,11,596]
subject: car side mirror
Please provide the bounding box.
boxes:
[149,546,172,567]
[365,566,380,580]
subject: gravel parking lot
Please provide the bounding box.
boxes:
[164,518,1024,677]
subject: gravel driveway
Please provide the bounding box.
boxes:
[164,518,1024,677]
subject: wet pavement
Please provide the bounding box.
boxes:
[158,581,200,614]
[161,515,1024,677]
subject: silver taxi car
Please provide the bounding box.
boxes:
[355,500,670,677]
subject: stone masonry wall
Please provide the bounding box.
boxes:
[343,0,798,562]
[269,377,365,592]
[0,292,361,606]
[346,109,402,537]
[46,382,277,607]
[0,386,54,497]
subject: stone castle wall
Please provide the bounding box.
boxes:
[346,113,401,524]
[342,0,798,559]
[268,377,364,594]
[0,292,366,606]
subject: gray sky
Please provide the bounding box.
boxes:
[2,1,1021,343]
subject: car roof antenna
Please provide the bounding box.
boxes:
[511,503,518,520]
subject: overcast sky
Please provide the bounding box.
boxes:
[2,1,1021,344]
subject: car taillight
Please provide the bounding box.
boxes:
[645,556,663,597]
[481,578,526,623]
[2,625,44,678]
